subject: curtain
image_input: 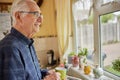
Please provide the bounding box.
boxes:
[56,0,72,63]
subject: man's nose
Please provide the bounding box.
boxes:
[37,16,43,23]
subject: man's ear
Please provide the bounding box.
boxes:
[15,12,22,22]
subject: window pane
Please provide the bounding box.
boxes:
[73,0,94,62]
[100,11,120,77]
[73,0,94,48]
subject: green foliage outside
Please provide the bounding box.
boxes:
[87,13,114,24]
[112,57,120,72]
[104,65,120,76]
[104,57,120,77]
[117,15,120,20]
[88,13,93,24]
[100,13,114,23]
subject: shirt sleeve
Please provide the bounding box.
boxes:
[41,69,48,79]
[0,46,25,80]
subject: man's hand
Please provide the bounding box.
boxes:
[43,70,61,80]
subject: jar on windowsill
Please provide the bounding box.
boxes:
[93,64,103,79]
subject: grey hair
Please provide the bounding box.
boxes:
[11,0,33,25]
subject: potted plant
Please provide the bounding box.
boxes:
[78,48,88,57]
[78,48,88,69]
[68,51,76,64]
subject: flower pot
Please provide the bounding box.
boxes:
[72,55,79,67]
[79,56,86,70]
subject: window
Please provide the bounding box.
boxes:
[95,0,120,79]
[100,11,120,77]
[73,0,120,79]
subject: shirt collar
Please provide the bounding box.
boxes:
[10,27,34,46]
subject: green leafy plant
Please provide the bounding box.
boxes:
[68,51,76,57]
[68,51,76,64]
[78,48,88,57]
[112,57,120,72]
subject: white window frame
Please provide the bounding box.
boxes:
[93,0,120,79]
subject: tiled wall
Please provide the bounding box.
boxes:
[33,37,59,67]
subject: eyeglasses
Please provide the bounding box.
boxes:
[19,11,43,18]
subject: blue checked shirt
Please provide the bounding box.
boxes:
[0,28,48,80]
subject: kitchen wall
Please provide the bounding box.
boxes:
[34,0,57,37]
[33,0,58,67]
[33,37,59,67]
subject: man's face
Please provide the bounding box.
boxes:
[19,1,43,37]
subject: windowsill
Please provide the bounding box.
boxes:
[67,75,82,80]
[104,71,120,80]
[67,66,114,80]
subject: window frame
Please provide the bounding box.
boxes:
[93,0,120,79]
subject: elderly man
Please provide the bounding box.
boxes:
[0,0,60,80]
